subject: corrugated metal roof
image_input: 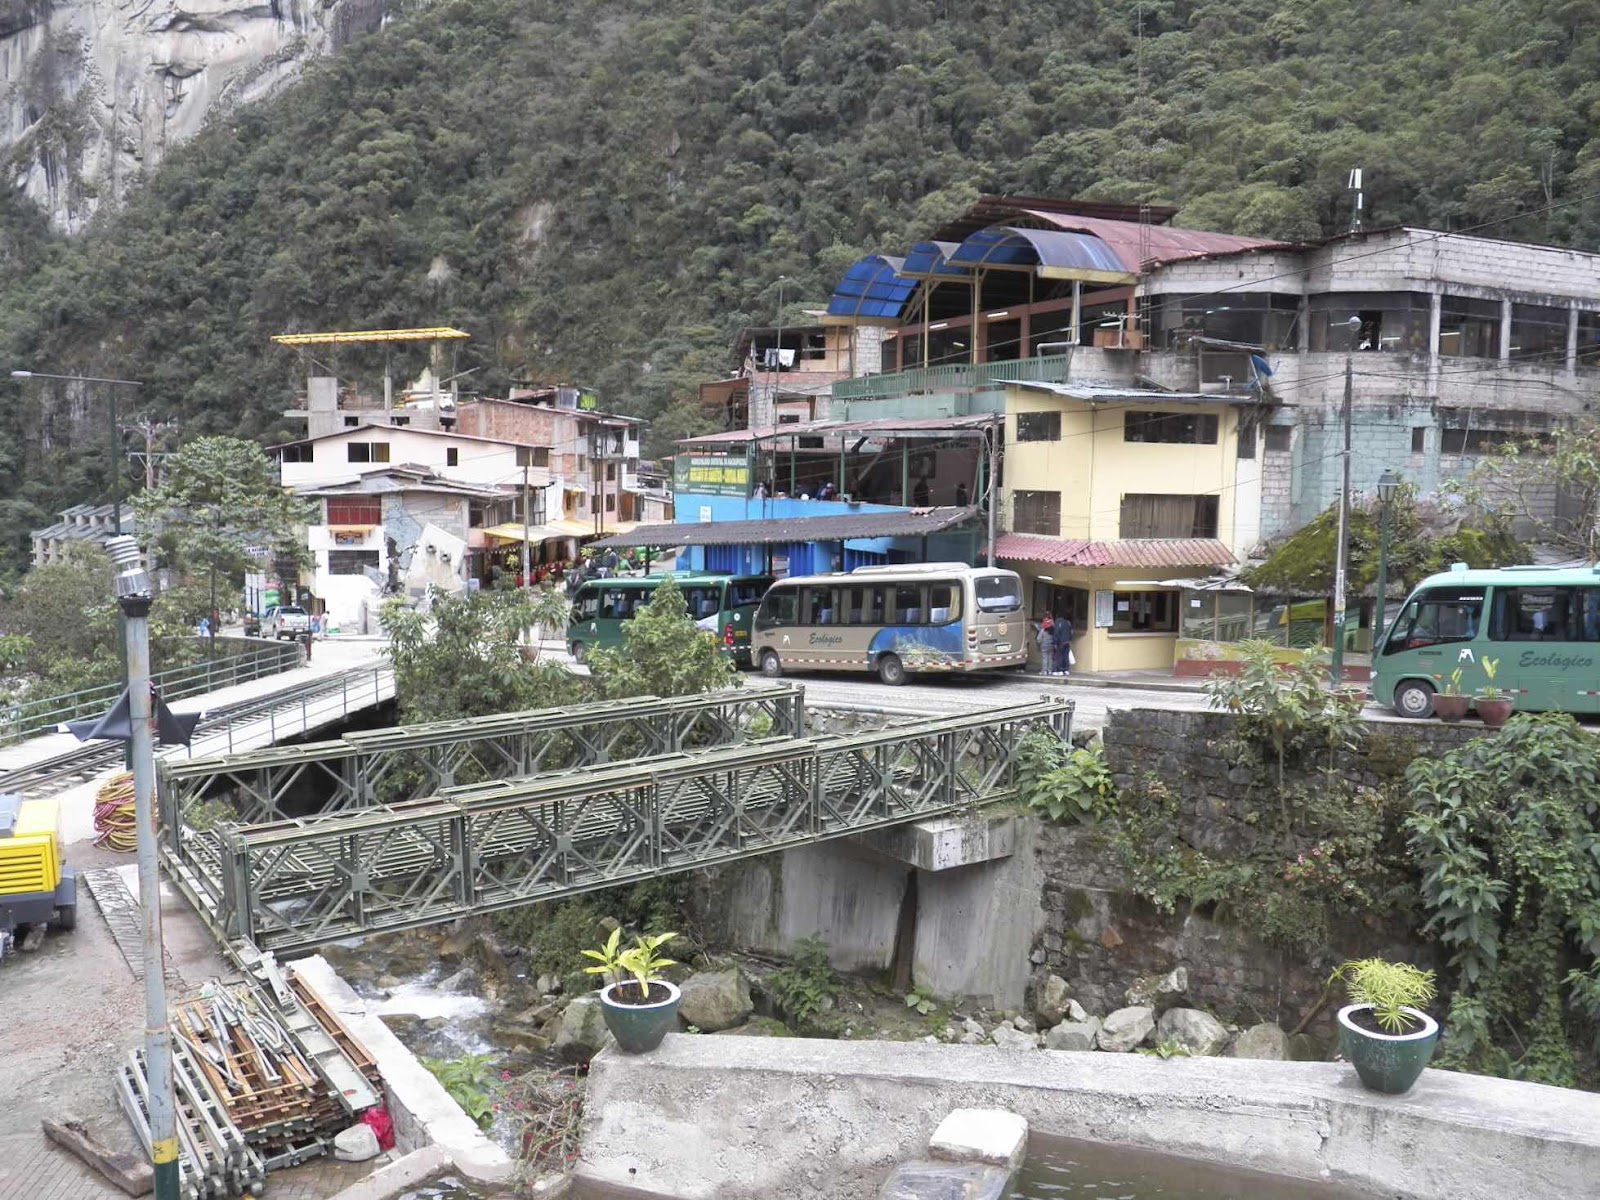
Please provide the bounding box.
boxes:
[1020,211,1292,272]
[995,535,1237,569]
[683,414,998,446]
[592,506,979,548]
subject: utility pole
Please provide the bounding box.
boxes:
[1330,353,1355,688]
[107,535,179,1200]
[124,418,175,488]
[521,458,532,589]
[984,423,999,568]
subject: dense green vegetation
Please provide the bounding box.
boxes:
[4,0,1600,573]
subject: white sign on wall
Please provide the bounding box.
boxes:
[1094,591,1115,628]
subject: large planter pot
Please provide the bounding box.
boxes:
[1337,1003,1440,1094]
[599,980,681,1053]
[1432,694,1472,723]
[1475,696,1515,728]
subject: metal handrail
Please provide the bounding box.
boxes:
[830,352,1074,401]
[0,639,306,744]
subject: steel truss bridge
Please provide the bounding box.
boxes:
[158,686,1072,955]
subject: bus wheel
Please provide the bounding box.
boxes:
[877,653,907,686]
[759,651,783,678]
[569,642,587,664]
[1392,679,1435,719]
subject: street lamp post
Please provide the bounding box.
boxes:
[106,534,180,1200]
[1329,317,1360,688]
[10,370,145,536]
[1372,469,1401,662]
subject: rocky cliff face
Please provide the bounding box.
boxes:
[1,0,392,230]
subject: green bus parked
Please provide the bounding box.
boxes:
[566,573,775,667]
[1372,564,1600,718]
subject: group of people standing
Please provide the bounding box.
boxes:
[1034,612,1074,676]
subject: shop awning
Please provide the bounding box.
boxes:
[996,535,1236,569]
[591,506,977,549]
[482,522,560,543]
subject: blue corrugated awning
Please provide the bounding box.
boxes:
[825,254,919,323]
[900,240,969,278]
[945,226,1133,279]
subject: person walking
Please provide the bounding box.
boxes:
[1055,612,1074,676]
[1036,613,1056,676]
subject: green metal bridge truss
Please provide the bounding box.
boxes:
[158,685,807,853]
[160,688,1071,954]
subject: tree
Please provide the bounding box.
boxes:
[134,437,314,646]
[586,577,737,699]
[1464,426,1600,561]
[4,541,118,666]
[383,588,582,723]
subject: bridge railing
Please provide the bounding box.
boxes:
[183,696,1071,952]
[1,637,305,745]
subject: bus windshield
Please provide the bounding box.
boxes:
[1384,589,1483,652]
[974,573,1023,613]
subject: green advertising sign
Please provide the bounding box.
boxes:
[674,452,752,497]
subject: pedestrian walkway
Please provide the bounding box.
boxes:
[0,639,391,848]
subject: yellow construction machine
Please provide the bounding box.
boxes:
[0,793,76,962]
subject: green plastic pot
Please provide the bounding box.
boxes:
[600,980,681,1053]
[1337,1004,1439,1094]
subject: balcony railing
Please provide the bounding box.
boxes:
[832,352,1074,402]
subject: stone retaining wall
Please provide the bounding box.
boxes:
[1029,710,1482,1025]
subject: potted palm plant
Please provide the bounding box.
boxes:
[1475,656,1514,727]
[583,929,682,1053]
[1432,667,1471,723]
[1331,958,1439,1094]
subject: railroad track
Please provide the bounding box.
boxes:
[0,666,393,800]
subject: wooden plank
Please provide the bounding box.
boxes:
[41,1119,154,1197]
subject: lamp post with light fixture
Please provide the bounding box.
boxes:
[10,369,144,539]
[106,534,180,1200]
[1372,469,1401,662]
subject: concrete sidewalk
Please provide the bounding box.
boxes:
[1018,668,1210,695]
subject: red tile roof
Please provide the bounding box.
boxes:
[995,535,1237,569]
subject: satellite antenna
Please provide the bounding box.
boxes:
[1348,168,1365,232]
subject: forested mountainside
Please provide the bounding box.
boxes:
[1,0,1598,572]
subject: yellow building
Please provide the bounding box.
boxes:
[995,381,1262,674]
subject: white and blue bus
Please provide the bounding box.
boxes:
[750,563,1027,685]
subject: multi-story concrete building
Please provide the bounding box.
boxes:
[807,195,1600,672]
[29,503,143,567]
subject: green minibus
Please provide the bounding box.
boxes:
[566,573,775,666]
[1372,564,1600,718]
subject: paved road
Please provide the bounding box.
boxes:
[747,670,1213,730]
[747,669,1402,731]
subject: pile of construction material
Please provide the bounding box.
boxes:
[117,976,384,1199]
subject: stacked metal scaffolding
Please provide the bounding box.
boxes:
[168,696,1071,953]
[116,976,382,1198]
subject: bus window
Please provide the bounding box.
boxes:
[1581,588,1600,641]
[894,584,923,624]
[758,589,798,627]
[974,574,1022,613]
[728,579,768,608]
[600,589,635,620]
[1490,586,1574,641]
[801,586,836,625]
[843,586,885,625]
[1385,590,1482,653]
[684,587,721,620]
[928,584,962,624]
[576,589,600,620]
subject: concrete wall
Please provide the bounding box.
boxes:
[576,1037,1600,1200]
[694,820,1045,1008]
[292,956,512,1185]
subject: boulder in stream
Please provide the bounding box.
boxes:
[676,969,753,1032]
[554,995,610,1064]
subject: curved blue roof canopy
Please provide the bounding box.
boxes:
[900,240,970,279]
[825,254,918,323]
[945,226,1129,276]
